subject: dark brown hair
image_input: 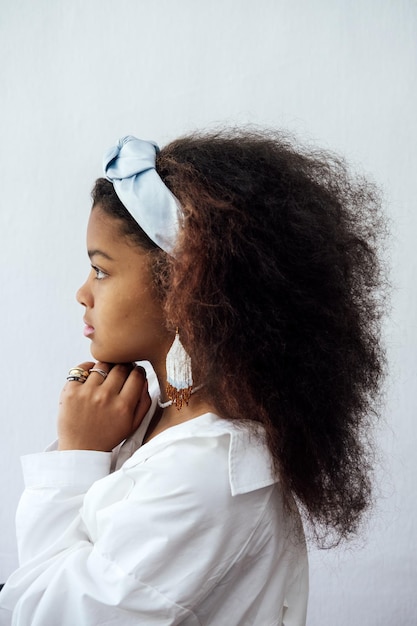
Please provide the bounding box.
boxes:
[92,128,387,546]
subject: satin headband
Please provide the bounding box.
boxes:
[103,136,181,255]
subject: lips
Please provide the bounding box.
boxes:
[83,320,95,337]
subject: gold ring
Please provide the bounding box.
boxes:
[67,367,89,383]
[68,367,90,379]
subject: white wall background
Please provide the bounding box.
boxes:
[0,1,416,624]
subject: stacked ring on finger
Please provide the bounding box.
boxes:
[89,367,108,380]
[67,367,90,383]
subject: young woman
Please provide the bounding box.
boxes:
[0,130,386,625]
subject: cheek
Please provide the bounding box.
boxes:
[124,282,161,320]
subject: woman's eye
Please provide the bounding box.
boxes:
[92,265,107,280]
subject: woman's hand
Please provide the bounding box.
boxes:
[57,362,151,452]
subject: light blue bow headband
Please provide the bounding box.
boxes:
[103,136,181,255]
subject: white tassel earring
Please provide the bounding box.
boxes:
[158,328,202,410]
[166,327,193,409]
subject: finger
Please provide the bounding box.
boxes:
[118,365,148,406]
[85,361,112,385]
[104,363,135,394]
[131,378,151,431]
[71,361,96,372]
[134,365,147,380]
[64,361,95,387]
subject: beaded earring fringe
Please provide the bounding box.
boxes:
[165,329,193,410]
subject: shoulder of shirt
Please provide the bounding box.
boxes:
[121,411,278,496]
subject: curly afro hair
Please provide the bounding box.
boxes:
[93,128,388,546]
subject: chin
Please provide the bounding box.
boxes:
[90,345,138,365]
[90,346,113,364]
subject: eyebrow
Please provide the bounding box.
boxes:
[88,249,114,261]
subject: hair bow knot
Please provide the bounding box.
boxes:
[103,136,180,255]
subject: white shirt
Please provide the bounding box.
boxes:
[0,368,308,626]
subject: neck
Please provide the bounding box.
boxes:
[145,359,214,442]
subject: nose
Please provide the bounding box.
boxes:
[76,277,92,308]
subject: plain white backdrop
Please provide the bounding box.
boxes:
[0,1,416,624]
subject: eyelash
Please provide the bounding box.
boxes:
[91,265,107,281]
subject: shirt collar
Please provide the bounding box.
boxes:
[120,412,278,496]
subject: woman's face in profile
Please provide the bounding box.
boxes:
[76,205,171,367]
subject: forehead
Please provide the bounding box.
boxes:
[88,205,121,237]
[86,206,141,260]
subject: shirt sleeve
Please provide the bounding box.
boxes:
[0,434,272,626]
